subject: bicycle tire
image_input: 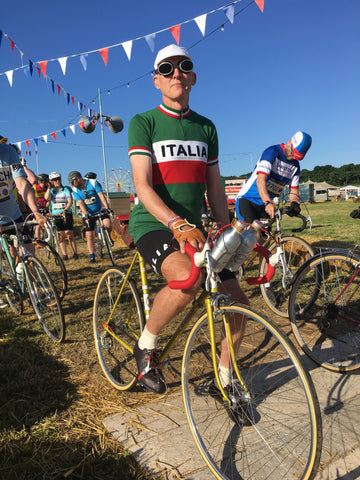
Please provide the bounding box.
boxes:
[289,251,360,372]
[33,240,68,300]
[0,249,23,315]
[259,235,314,317]
[102,226,115,265]
[24,255,66,342]
[93,267,145,390]
[182,304,322,480]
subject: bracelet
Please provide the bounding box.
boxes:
[264,201,273,206]
[168,215,181,229]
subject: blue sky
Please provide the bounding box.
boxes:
[1,0,359,191]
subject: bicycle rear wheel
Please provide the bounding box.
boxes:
[259,236,314,317]
[93,267,145,390]
[0,250,23,315]
[102,226,115,265]
[182,304,322,480]
[289,251,360,372]
[24,255,65,342]
[33,240,68,300]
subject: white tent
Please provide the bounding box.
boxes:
[340,185,359,191]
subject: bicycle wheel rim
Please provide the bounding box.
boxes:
[260,236,314,317]
[103,228,115,265]
[289,252,360,372]
[93,267,145,390]
[182,304,321,480]
[24,256,66,342]
[33,240,68,300]
[1,249,23,314]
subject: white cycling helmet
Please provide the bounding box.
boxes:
[49,171,61,180]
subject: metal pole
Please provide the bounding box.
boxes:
[98,88,110,203]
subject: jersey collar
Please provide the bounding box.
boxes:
[158,103,191,119]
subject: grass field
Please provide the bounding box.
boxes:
[0,200,359,479]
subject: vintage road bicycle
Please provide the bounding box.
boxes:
[93,219,322,480]
[0,215,66,342]
[288,246,360,373]
[237,203,314,317]
[82,210,115,265]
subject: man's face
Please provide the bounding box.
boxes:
[284,140,295,160]
[72,176,83,188]
[153,55,196,104]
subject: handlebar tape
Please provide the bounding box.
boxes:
[246,244,276,285]
[291,214,307,233]
[168,243,201,290]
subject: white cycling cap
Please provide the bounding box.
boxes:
[154,44,192,70]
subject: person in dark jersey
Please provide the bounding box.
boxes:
[128,44,249,416]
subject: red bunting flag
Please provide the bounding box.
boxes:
[71,96,75,106]
[38,61,48,78]
[25,140,30,147]
[8,37,15,51]
[51,132,57,140]
[57,84,61,96]
[169,25,181,45]
[99,48,109,66]
[254,0,264,12]
[35,66,41,77]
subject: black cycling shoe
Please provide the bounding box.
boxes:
[208,380,252,426]
[133,341,167,394]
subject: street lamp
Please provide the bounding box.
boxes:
[78,88,124,202]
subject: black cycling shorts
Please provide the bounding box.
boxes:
[136,229,235,281]
[53,211,74,232]
[236,198,269,224]
[82,213,109,232]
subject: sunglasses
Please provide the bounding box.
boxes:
[157,59,193,76]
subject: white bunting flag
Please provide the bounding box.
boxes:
[42,135,48,143]
[225,5,235,24]
[58,57,68,75]
[70,125,76,134]
[145,33,156,52]
[122,40,133,61]
[194,14,207,36]
[5,70,14,87]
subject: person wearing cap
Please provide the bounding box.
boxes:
[33,173,50,240]
[127,44,250,416]
[0,135,46,307]
[235,131,312,224]
[68,170,111,263]
[45,172,78,260]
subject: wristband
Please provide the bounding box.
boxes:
[168,215,181,229]
[264,201,273,206]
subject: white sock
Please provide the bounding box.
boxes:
[138,325,158,350]
[218,364,232,388]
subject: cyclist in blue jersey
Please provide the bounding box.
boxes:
[235,132,312,229]
[68,171,111,263]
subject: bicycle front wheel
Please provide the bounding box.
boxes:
[93,267,145,390]
[1,250,23,315]
[102,226,115,265]
[182,304,322,480]
[33,240,68,300]
[289,251,360,372]
[24,255,65,342]
[259,235,314,317]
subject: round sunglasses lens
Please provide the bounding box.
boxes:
[158,62,173,76]
[179,59,193,72]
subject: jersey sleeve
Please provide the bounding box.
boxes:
[255,146,277,177]
[290,164,300,188]
[128,114,153,158]
[205,120,219,167]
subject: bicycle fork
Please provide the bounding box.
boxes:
[205,297,250,407]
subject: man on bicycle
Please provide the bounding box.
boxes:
[68,170,111,263]
[33,173,50,240]
[128,45,249,418]
[0,135,46,307]
[235,132,312,226]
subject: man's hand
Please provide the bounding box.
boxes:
[170,218,205,254]
[350,207,360,219]
[287,201,301,217]
[34,212,46,228]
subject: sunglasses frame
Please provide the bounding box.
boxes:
[157,59,193,76]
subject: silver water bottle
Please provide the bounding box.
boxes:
[227,220,262,271]
[210,220,247,272]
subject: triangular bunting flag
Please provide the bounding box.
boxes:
[99,48,109,66]
[145,33,156,52]
[25,140,30,147]
[57,84,61,96]
[51,132,56,140]
[67,93,70,104]
[58,56,68,75]
[8,37,15,51]
[70,125,75,134]
[51,79,55,93]
[29,60,33,76]
[61,129,66,137]
[254,0,264,12]
[5,70,13,87]
[16,142,22,151]
[34,139,38,147]
[43,135,48,143]
[38,61,47,77]
[122,41,133,61]
[35,66,41,77]
[225,5,234,24]
[169,25,181,45]
[71,96,75,106]
[194,14,207,36]
[23,66,30,78]
[80,54,88,71]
